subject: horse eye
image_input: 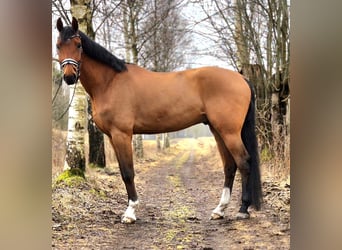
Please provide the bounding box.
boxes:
[77,43,82,49]
[56,45,60,50]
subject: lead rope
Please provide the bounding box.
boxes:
[54,80,78,121]
[52,80,63,105]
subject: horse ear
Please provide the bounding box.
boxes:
[57,18,63,32]
[72,17,78,32]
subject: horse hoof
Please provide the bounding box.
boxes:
[121,216,136,224]
[210,213,224,220]
[236,212,250,220]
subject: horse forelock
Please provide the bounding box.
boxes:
[59,26,78,43]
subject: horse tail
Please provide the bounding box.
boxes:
[241,80,263,210]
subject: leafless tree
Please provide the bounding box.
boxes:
[191,0,290,165]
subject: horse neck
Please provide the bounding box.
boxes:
[79,54,117,98]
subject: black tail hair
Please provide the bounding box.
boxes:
[241,80,263,210]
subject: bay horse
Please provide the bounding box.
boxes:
[56,17,262,224]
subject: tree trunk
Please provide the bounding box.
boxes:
[234,0,250,70]
[123,0,144,158]
[83,10,106,168]
[134,135,144,158]
[156,134,161,150]
[87,98,106,167]
[163,133,170,149]
[63,0,95,174]
[63,80,87,172]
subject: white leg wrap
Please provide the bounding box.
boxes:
[211,187,231,219]
[121,200,139,224]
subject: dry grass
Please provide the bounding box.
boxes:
[52,129,67,179]
[260,132,290,184]
[52,130,200,179]
[52,129,289,184]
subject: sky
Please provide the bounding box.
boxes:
[180,1,233,70]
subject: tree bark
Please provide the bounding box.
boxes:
[234,0,250,70]
[63,78,87,172]
[87,98,106,167]
[156,134,161,150]
[63,0,94,172]
[163,133,170,149]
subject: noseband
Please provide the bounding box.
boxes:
[60,58,81,80]
[59,34,82,83]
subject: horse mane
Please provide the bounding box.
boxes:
[60,27,127,72]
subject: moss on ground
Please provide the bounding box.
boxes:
[54,168,85,187]
[89,188,107,198]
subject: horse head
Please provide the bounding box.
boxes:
[56,17,82,85]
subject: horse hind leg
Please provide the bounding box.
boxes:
[210,126,237,220]
[220,132,254,219]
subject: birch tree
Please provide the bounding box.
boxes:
[63,0,94,173]
[53,0,107,173]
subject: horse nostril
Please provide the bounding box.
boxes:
[63,74,77,85]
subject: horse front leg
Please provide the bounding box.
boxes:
[110,130,138,224]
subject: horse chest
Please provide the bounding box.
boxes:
[90,104,113,135]
[92,102,134,135]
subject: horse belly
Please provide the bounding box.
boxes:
[133,108,204,134]
[132,73,206,134]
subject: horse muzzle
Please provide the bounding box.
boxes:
[60,58,81,85]
[63,74,78,85]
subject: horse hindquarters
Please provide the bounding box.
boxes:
[208,80,262,219]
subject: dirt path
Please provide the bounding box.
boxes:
[52,138,290,249]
